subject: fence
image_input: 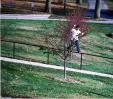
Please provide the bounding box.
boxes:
[1,39,113,74]
[1,39,57,64]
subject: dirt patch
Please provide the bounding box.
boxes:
[46,76,84,84]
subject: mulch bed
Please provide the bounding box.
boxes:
[45,76,85,84]
[1,0,86,14]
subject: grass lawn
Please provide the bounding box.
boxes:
[1,20,113,74]
[1,19,113,75]
[1,61,113,98]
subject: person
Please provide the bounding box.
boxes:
[69,25,83,53]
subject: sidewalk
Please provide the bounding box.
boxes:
[1,14,113,24]
[1,14,50,20]
[1,57,113,79]
[86,19,113,24]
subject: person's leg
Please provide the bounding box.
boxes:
[75,40,80,53]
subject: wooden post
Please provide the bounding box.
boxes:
[80,53,83,70]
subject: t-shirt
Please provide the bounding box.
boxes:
[71,28,81,40]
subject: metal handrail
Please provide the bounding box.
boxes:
[1,39,113,60]
[1,39,63,51]
[81,52,113,60]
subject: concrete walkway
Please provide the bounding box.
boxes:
[1,14,50,20]
[1,14,113,24]
[86,19,113,24]
[1,57,113,79]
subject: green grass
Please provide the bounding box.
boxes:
[1,61,113,98]
[1,19,113,75]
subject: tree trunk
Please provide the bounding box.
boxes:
[94,0,101,18]
[76,0,82,5]
[45,0,52,13]
[31,0,35,11]
[64,0,66,12]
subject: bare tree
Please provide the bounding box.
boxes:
[64,0,67,11]
[94,0,101,18]
[31,0,35,12]
[43,7,89,79]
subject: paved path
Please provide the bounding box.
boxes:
[1,57,113,79]
[88,0,108,10]
[1,14,113,24]
[86,19,113,24]
[1,14,51,20]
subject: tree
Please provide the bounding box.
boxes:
[45,0,52,13]
[94,0,101,18]
[31,0,35,11]
[76,0,82,5]
[64,0,67,11]
[43,7,89,79]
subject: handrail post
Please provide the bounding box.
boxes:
[13,42,15,58]
[64,58,66,79]
[80,53,83,70]
[47,48,50,64]
[64,40,66,79]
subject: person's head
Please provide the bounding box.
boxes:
[72,24,76,28]
[73,24,76,27]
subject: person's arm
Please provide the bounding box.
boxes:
[76,29,81,35]
[77,29,84,36]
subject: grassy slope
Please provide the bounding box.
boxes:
[1,19,113,74]
[1,61,113,98]
[1,19,113,55]
[1,19,113,98]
